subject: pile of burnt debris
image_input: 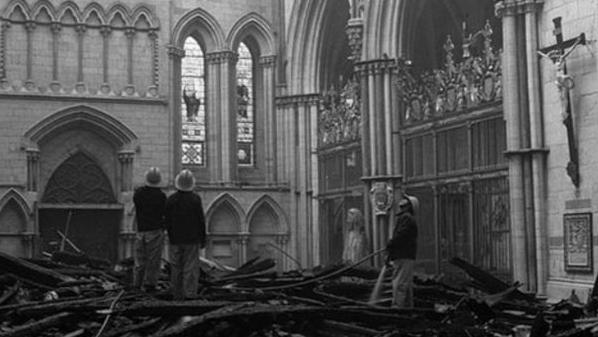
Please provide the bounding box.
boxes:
[0,249,597,337]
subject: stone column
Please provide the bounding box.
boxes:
[148,30,159,96]
[24,21,36,90]
[124,28,136,95]
[118,151,134,192]
[74,24,86,93]
[204,51,238,183]
[0,22,7,84]
[238,232,250,264]
[26,148,39,192]
[259,55,277,183]
[100,26,112,94]
[496,0,533,290]
[356,59,400,266]
[50,23,61,88]
[168,46,185,176]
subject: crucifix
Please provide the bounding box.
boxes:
[538,17,586,187]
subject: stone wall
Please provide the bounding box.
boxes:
[541,0,598,300]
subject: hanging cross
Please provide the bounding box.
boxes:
[538,17,586,187]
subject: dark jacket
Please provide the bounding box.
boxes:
[133,186,166,232]
[165,191,206,246]
[386,211,418,260]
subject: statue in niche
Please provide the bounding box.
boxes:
[183,87,201,122]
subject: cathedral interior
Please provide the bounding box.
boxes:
[0,0,598,303]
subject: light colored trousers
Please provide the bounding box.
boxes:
[134,230,164,288]
[169,244,200,300]
[391,258,415,308]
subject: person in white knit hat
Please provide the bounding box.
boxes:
[164,169,206,300]
[133,167,166,292]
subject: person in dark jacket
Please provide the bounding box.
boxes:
[386,194,419,308]
[133,167,166,292]
[165,169,206,300]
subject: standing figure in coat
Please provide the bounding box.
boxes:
[342,208,368,264]
[133,167,166,292]
[165,169,206,300]
[386,194,419,308]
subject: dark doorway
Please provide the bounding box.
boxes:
[38,209,121,262]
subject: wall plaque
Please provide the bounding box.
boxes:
[564,212,593,273]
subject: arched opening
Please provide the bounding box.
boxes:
[247,202,281,270]
[236,40,256,166]
[0,199,28,257]
[207,200,242,267]
[38,152,121,262]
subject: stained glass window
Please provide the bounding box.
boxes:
[181,37,206,166]
[236,42,254,166]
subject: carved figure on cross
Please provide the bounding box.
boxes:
[537,35,584,121]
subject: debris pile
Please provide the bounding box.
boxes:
[0,249,596,337]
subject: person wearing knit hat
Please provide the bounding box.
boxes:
[385,193,419,308]
[133,167,166,292]
[165,169,206,300]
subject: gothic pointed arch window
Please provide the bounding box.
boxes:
[236,42,255,166]
[181,37,207,166]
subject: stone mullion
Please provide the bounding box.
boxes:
[168,46,185,175]
[237,233,250,264]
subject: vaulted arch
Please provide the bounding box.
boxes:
[106,3,132,27]
[23,105,138,151]
[171,8,225,52]
[227,13,275,56]
[131,5,159,29]
[205,193,244,233]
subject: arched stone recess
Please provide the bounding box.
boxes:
[81,3,106,25]
[246,195,290,271]
[2,0,31,21]
[31,0,57,22]
[205,193,244,267]
[0,189,33,257]
[131,5,159,29]
[22,104,138,194]
[106,4,132,27]
[171,8,225,52]
[226,13,274,55]
[56,1,82,23]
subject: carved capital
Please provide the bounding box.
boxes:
[167,45,185,59]
[118,151,134,163]
[75,24,87,35]
[24,21,36,32]
[206,51,237,64]
[50,22,62,34]
[259,55,276,67]
[26,148,40,161]
[1,21,11,30]
[100,26,112,37]
[495,0,542,17]
[148,29,158,40]
[125,28,136,38]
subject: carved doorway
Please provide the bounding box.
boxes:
[38,152,121,262]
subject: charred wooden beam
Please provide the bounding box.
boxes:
[0,251,73,288]
[0,312,73,337]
